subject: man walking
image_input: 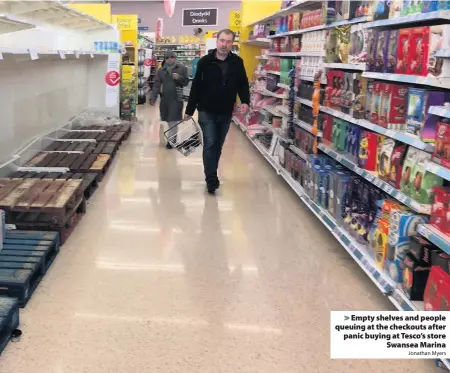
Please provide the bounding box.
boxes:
[184,29,250,194]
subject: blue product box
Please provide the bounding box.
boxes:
[406,88,450,142]
[336,175,354,226]
[387,210,428,261]
[317,169,330,208]
[328,171,351,218]
[422,0,439,11]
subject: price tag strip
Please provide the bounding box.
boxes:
[417,224,450,255]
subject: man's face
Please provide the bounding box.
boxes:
[216,32,233,54]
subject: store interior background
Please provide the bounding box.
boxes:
[110,1,242,36]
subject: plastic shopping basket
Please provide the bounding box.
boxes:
[164,118,202,156]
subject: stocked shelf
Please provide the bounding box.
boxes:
[242,38,271,47]
[263,105,288,118]
[428,106,450,119]
[362,72,450,89]
[318,143,432,214]
[288,144,308,160]
[417,224,450,256]
[247,0,321,26]
[364,9,450,28]
[322,63,366,71]
[268,52,301,57]
[295,98,435,152]
[293,118,322,137]
[262,121,290,142]
[424,161,450,182]
[240,126,431,315]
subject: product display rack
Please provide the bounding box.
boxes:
[234,1,450,369]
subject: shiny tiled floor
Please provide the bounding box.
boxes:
[0,106,436,372]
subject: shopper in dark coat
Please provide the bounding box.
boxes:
[151,51,189,149]
[185,29,250,193]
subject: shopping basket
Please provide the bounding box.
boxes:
[164,118,202,156]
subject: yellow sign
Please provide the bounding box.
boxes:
[229,11,241,28]
[121,65,134,81]
[112,14,137,30]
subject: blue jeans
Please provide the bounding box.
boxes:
[198,111,231,184]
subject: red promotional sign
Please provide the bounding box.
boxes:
[156,17,163,41]
[144,58,152,66]
[105,71,120,86]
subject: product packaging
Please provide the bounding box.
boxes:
[358,131,379,171]
[388,142,408,189]
[378,138,395,181]
[349,25,370,64]
[406,88,450,142]
[402,253,430,300]
[428,24,450,79]
[400,147,420,196]
[385,30,399,73]
[409,150,443,204]
[379,84,408,130]
[367,29,378,71]
[409,26,430,76]
[373,0,391,19]
[424,266,450,310]
[396,29,411,75]
[433,120,450,169]
[409,235,436,266]
[375,30,390,73]
[352,74,368,120]
[370,81,384,125]
[364,79,375,121]
[430,186,450,233]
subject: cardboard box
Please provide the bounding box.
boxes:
[428,24,450,79]
[402,253,430,300]
[409,26,430,76]
[396,29,411,75]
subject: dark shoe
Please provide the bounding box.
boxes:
[166,142,173,149]
[207,182,218,194]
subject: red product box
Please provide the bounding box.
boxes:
[433,121,450,169]
[322,114,333,142]
[396,29,412,75]
[379,84,408,130]
[431,186,450,233]
[410,26,430,76]
[424,266,450,311]
[330,71,344,110]
[358,131,379,171]
[288,14,294,31]
[388,143,407,189]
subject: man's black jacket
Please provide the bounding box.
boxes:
[185,49,250,117]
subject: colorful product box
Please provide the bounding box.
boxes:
[400,147,420,196]
[358,131,379,171]
[385,30,399,74]
[373,0,391,19]
[375,30,390,73]
[370,81,384,125]
[406,88,450,142]
[430,186,450,233]
[409,26,430,76]
[409,235,436,266]
[349,25,371,64]
[402,253,430,301]
[373,218,390,267]
[409,150,443,204]
[378,138,395,181]
[396,29,411,75]
[428,24,450,79]
[352,74,367,120]
[422,0,440,11]
[364,79,374,121]
[379,84,408,130]
[388,142,408,189]
[424,266,450,310]
[433,120,450,169]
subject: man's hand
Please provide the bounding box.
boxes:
[184,114,192,121]
[241,104,249,115]
[172,73,180,80]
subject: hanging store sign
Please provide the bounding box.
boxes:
[105,53,120,108]
[182,8,218,26]
[156,18,163,40]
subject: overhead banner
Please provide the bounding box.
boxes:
[182,8,218,26]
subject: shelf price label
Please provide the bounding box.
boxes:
[58,51,66,59]
[397,194,407,204]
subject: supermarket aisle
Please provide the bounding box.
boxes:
[0,106,435,373]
